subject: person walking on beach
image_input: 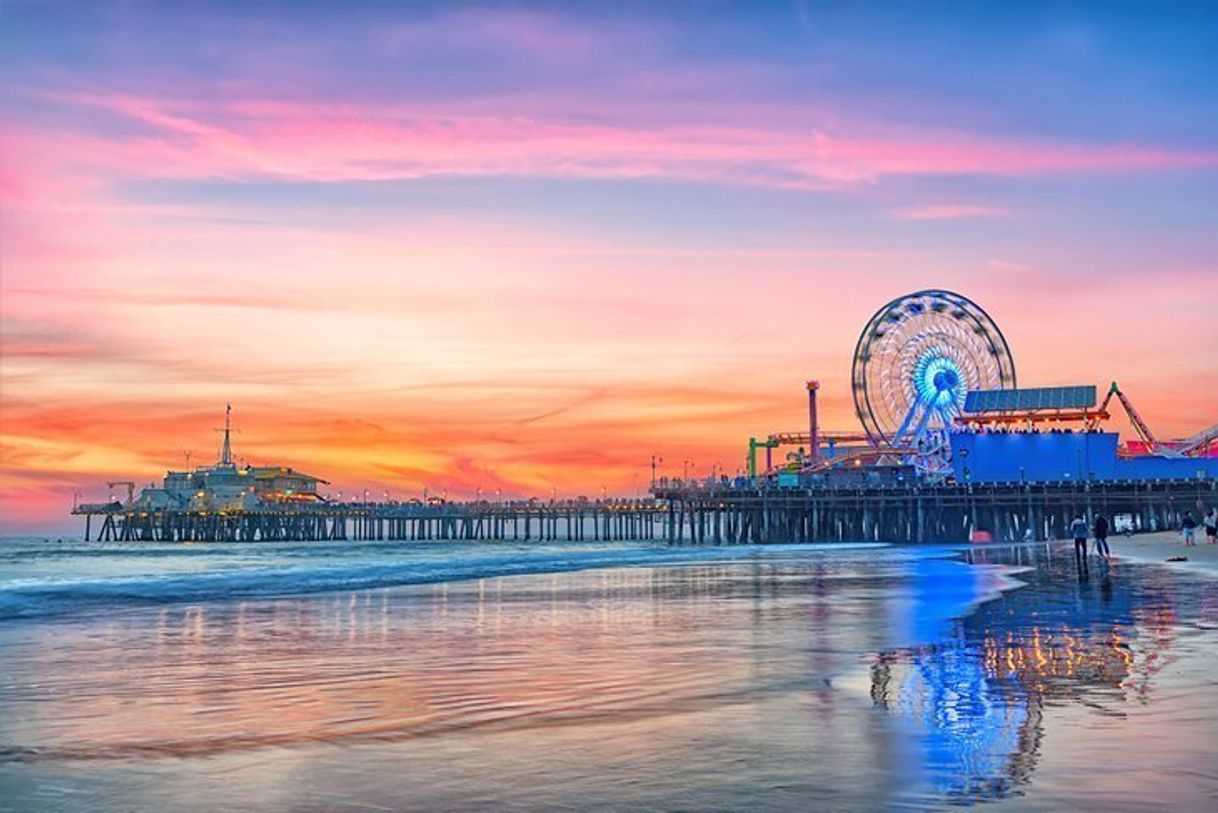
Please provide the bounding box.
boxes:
[1071,513,1089,572]
[1093,514,1110,561]
[1181,511,1197,546]
[1204,509,1217,544]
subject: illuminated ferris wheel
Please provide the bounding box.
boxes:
[851,290,1016,457]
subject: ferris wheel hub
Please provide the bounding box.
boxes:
[933,369,958,391]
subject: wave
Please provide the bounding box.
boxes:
[0,542,892,622]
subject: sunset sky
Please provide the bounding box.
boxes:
[3,2,1217,532]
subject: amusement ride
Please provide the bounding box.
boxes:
[851,289,1017,475]
[746,288,1215,483]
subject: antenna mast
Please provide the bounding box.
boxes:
[217,403,235,466]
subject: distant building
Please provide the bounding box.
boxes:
[130,405,329,512]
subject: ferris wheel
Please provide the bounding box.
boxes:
[851,290,1016,457]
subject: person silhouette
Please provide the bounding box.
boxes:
[1182,511,1198,546]
[1070,513,1089,574]
[1093,514,1110,561]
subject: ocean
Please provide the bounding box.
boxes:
[1,537,1216,811]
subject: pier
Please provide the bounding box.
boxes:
[73,499,666,543]
[654,477,1217,544]
[73,478,1216,544]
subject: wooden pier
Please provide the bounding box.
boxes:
[654,478,1218,544]
[73,478,1217,545]
[73,499,666,543]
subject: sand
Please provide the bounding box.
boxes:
[1103,529,1218,575]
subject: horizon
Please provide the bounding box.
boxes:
[3,2,1217,534]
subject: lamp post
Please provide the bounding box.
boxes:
[650,453,663,487]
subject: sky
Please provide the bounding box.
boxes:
[2,1,1217,532]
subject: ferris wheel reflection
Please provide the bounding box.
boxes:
[870,550,1177,806]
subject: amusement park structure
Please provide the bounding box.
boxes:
[747,290,1019,480]
[738,289,1218,486]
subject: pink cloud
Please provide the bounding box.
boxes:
[891,204,1011,220]
[986,258,1034,272]
[35,93,1218,189]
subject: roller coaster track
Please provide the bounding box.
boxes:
[1179,423,1218,456]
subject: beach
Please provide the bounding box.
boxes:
[2,536,1217,811]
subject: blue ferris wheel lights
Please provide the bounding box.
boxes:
[914,354,966,409]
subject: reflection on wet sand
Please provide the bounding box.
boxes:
[3,563,897,763]
[1,544,1215,812]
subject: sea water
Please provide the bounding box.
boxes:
[0,537,1215,811]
